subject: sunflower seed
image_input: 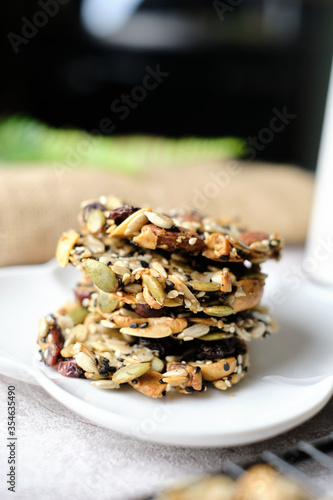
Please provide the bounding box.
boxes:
[90,380,120,389]
[84,235,105,254]
[74,352,99,374]
[56,230,80,267]
[110,208,150,236]
[84,259,118,293]
[145,211,174,229]
[86,209,106,233]
[113,362,151,384]
[120,324,173,338]
[177,324,210,340]
[151,357,164,373]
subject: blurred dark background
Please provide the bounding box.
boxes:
[0,0,332,170]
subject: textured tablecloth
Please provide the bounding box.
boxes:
[0,162,314,266]
[0,248,332,500]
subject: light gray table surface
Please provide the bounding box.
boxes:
[0,248,332,500]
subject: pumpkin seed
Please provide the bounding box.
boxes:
[239,272,268,280]
[67,306,89,325]
[145,211,174,229]
[113,362,151,384]
[86,209,105,233]
[142,274,166,304]
[97,293,118,313]
[203,306,234,317]
[151,357,164,373]
[188,281,221,292]
[199,332,232,341]
[84,259,118,293]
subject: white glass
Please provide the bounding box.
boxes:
[305,58,333,286]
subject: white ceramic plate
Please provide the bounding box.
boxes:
[0,259,333,447]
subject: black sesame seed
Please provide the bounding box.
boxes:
[93,299,97,307]
[41,337,46,343]
[169,226,180,232]
[195,366,201,373]
[76,249,84,255]
[185,386,195,393]
[269,238,280,249]
[132,379,138,385]
[130,322,138,328]
[117,277,122,285]
[94,357,98,364]
[117,358,124,362]
[140,260,149,268]
[165,279,175,289]
[139,322,148,329]
[159,379,165,384]
[162,391,167,397]
[106,261,112,266]
[224,362,230,371]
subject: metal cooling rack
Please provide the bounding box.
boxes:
[145,433,333,499]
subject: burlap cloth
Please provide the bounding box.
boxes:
[0,161,314,267]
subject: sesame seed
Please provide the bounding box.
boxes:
[130,323,138,328]
[139,322,148,329]
[165,280,175,289]
[224,362,230,371]
[185,387,194,393]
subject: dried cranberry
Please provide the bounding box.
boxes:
[74,288,92,304]
[134,304,167,318]
[108,205,139,225]
[57,359,84,378]
[41,323,64,366]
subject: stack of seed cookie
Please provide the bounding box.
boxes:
[37,196,282,398]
